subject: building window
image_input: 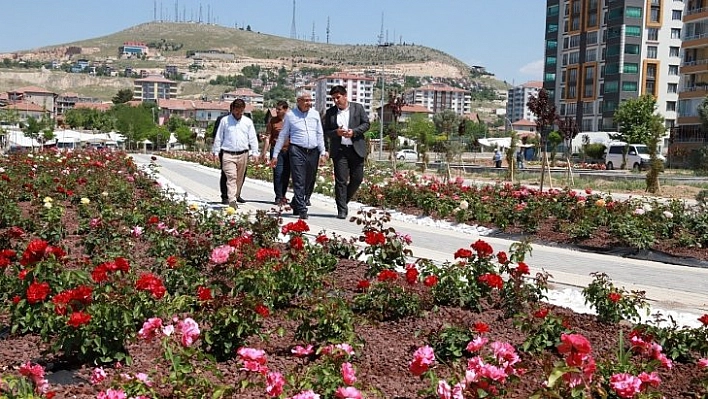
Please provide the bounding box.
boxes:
[625,6,642,18]
[625,44,640,55]
[623,63,639,74]
[622,81,638,91]
[608,8,623,20]
[605,63,619,75]
[668,83,678,93]
[668,65,679,75]
[586,48,597,62]
[671,28,681,39]
[545,72,556,82]
[582,119,594,131]
[605,81,619,93]
[548,4,559,16]
[647,46,658,58]
[648,28,659,40]
[669,46,680,57]
[672,10,682,20]
[547,24,558,33]
[586,31,598,45]
[546,40,557,50]
[570,35,581,48]
[608,26,622,39]
[606,45,620,56]
[625,25,641,36]
[666,101,676,112]
[650,7,660,22]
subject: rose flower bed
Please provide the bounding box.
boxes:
[161,151,708,263]
[1,150,708,399]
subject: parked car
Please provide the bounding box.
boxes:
[604,142,665,171]
[396,149,418,161]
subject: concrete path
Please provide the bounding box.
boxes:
[132,154,708,317]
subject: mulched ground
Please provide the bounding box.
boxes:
[1,258,705,398]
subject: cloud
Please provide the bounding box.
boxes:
[519,59,544,77]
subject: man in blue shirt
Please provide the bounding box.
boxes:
[270,91,328,219]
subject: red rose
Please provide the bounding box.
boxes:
[364,230,386,246]
[166,255,179,268]
[473,322,490,333]
[454,248,473,259]
[114,257,130,272]
[315,234,329,244]
[516,262,530,275]
[197,286,212,301]
[478,273,503,290]
[377,270,398,282]
[698,314,708,325]
[405,266,419,285]
[533,308,549,318]
[471,240,494,258]
[67,311,91,328]
[608,292,622,303]
[290,236,304,251]
[496,251,508,264]
[255,304,270,317]
[26,281,50,304]
[356,280,371,291]
[423,275,438,287]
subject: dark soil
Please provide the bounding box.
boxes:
[1,258,704,398]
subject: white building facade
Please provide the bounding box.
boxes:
[506,81,542,123]
[314,73,375,115]
[403,83,471,116]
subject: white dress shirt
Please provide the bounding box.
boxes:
[211,114,260,157]
[337,106,352,146]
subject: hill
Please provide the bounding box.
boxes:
[0,22,509,100]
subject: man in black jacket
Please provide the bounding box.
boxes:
[323,85,370,219]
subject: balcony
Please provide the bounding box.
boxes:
[682,32,708,48]
[685,7,708,22]
[681,58,708,73]
[678,84,708,98]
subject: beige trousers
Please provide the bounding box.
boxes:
[222,152,248,202]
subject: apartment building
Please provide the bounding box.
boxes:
[403,83,471,116]
[506,81,543,123]
[313,73,375,115]
[221,88,265,109]
[133,75,177,101]
[543,0,683,133]
[674,0,708,149]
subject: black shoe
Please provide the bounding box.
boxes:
[292,209,300,216]
[221,198,229,205]
[237,197,246,203]
[306,199,311,206]
[274,198,282,205]
[336,210,348,219]
[299,211,308,220]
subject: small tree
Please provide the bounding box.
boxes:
[611,94,660,169]
[112,88,134,104]
[547,131,563,166]
[527,88,558,191]
[407,114,436,173]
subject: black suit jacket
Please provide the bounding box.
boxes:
[323,101,370,159]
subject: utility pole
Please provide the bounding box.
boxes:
[326,17,330,43]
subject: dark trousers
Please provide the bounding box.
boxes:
[289,144,320,214]
[270,147,291,201]
[333,147,364,212]
[218,151,228,201]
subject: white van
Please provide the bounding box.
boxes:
[604,143,665,171]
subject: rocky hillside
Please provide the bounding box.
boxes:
[0,22,508,99]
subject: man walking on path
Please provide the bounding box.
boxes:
[212,99,260,209]
[323,85,370,219]
[261,101,291,205]
[270,91,328,220]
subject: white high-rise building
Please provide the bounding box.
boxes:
[506,81,543,123]
[313,73,375,115]
[403,83,471,116]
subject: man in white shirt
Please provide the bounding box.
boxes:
[212,99,260,209]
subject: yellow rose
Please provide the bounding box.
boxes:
[595,199,606,207]
[43,196,53,203]
[81,198,91,205]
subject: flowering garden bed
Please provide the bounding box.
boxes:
[1,150,708,398]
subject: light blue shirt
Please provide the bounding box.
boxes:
[212,114,260,157]
[272,107,326,159]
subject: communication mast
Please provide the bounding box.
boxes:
[290,0,297,39]
[326,17,330,44]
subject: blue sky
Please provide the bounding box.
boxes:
[0,0,545,85]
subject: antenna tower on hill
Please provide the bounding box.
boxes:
[377,12,384,45]
[290,0,297,39]
[326,16,330,43]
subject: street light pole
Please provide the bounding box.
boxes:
[378,43,390,160]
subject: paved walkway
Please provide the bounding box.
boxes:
[133,154,708,317]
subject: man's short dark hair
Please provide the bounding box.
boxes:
[329,85,347,96]
[231,99,246,110]
[276,100,289,109]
